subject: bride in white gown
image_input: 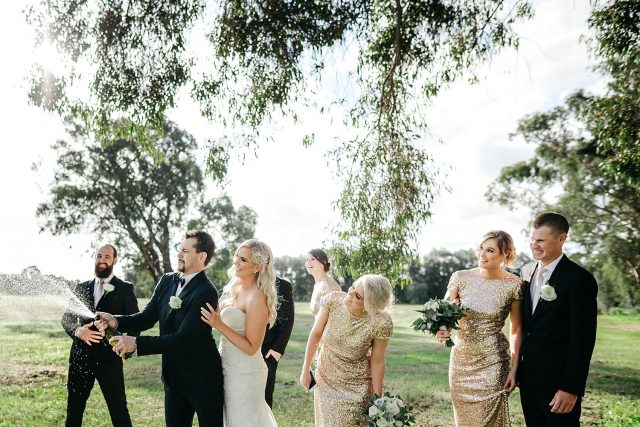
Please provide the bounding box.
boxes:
[201,239,279,427]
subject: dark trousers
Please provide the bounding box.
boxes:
[520,385,582,427]
[264,356,279,408]
[65,351,132,427]
[164,382,223,427]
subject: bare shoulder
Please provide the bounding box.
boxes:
[246,288,268,311]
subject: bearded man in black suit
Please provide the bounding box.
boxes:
[61,244,139,427]
[97,230,223,427]
[518,212,598,426]
[261,276,295,408]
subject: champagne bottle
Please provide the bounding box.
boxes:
[96,316,134,359]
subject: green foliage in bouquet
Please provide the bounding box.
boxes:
[365,392,415,427]
[411,298,466,347]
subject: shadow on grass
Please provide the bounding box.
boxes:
[3,323,62,335]
[588,360,640,397]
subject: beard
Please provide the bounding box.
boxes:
[95,263,114,279]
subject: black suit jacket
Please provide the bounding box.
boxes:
[261,277,295,356]
[519,255,598,396]
[61,276,140,362]
[116,271,222,396]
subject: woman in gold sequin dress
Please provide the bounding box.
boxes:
[300,274,394,427]
[437,230,523,427]
[306,249,342,315]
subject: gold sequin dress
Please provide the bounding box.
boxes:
[309,276,342,315]
[314,292,393,427]
[447,271,522,427]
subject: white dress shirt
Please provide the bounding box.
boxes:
[176,272,198,297]
[531,254,564,312]
[94,273,114,306]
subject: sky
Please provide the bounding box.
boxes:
[0,1,604,281]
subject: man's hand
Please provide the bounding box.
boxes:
[549,389,578,414]
[95,312,118,331]
[75,323,104,346]
[265,349,282,362]
[110,335,136,358]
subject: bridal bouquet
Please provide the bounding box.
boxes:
[411,298,466,347]
[365,392,414,427]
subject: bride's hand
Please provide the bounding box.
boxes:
[299,370,312,392]
[200,303,222,329]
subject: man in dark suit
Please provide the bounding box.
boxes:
[97,230,223,427]
[261,277,295,408]
[61,244,139,427]
[518,212,598,426]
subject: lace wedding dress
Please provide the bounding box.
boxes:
[219,306,278,427]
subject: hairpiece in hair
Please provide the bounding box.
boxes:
[255,253,270,266]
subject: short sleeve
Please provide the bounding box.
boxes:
[321,291,344,314]
[374,312,393,340]
[511,279,523,301]
[447,271,462,294]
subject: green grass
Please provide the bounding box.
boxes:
[0,298,638,426]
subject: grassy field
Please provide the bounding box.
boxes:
[0,297,638,426]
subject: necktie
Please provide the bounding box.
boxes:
[176,278,185,297]
[95,278,105,306]
[531,267,547,312]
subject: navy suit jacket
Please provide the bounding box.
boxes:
[519,255,598,396]
[261,277,295,356]
[116,271,222,397]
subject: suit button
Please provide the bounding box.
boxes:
[525,332,531,337]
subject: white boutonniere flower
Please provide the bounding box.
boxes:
[169,296,182,310]
[103,283,115,294]
[540,282,557,301]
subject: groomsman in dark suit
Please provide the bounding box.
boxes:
[518,212,598,426]
[97,230,223,427]
[261,277,295,408]
[61,244,139,427]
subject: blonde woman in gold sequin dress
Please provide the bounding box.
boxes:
[306,249,341,315]
[300,274,394,427]
[437,230,523,427]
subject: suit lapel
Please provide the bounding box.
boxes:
[96,276,121,311]
[165,274,181,322]
[529,255,569,322]
[177,271,203,302]
[522,263,536,323]
[87,280,97,312]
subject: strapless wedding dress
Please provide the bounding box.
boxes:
[219,306,278,427]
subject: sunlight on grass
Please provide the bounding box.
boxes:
[1,299,638,426]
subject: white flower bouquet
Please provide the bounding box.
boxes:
[365,392,414,427]
[411,298,466,347]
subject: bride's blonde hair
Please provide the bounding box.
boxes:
[219,239,278,327]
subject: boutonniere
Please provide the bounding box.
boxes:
[169,296,182,310]
[103,283,115,294]
[540,281,557,301]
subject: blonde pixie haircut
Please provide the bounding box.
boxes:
[219,239,279,328]
[358,274,393,314]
